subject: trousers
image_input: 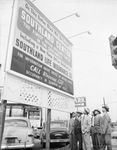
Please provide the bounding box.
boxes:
[82,132,91,150]
[74,132,83,150]
[70,130,76,150]
[100,134,112,150]
[92,133,102,150]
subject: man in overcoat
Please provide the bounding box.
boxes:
[101,105,112,150]
[74,110,83,150]
[93,109,103,150]
[69,112,76,150]
[81,108,91,150]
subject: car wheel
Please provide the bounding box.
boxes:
[26,148,33,150]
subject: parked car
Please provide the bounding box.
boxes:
[40,121,70,148]
[111,131,117,149]
[1,117,34,149]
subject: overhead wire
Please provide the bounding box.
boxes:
[73,48,111,56]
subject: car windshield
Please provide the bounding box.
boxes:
[5,119,28,127]
[50,122,66,128]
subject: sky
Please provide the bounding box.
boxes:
[0,0,117,121]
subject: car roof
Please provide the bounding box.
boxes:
[5,117,29,122]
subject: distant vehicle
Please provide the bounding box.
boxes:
[40,121,70,148]
[111,131,117,150]
[111,122,117,132]
[1,117,34,150]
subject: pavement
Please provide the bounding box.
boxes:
[33,138,117,150]
[33,138,70,150]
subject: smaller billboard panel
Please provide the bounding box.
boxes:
[75,97,86,107]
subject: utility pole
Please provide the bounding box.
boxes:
[103,97,106,106]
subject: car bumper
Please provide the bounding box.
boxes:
[42,139,69,143]
[1,143,34,149]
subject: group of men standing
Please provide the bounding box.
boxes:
[69,105,112,150]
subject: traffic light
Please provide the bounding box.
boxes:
[109,35,117,68]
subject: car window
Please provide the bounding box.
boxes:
[50,122,66,128]
[5,119,28,127]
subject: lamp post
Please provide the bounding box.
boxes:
[68,31,91,39]
[53,12,80,23]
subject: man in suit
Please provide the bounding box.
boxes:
[81,108,91,150]
[74,110,83,150]
[90,111,96,150]
[93,109,103,150]
[69,112,76,150]
[101,105,112,150]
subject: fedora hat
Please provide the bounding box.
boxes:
[76,110,83,114]
[102,105,109,112]
[94,109,101,114]
[72,112,77,117]
[84,108,90,114]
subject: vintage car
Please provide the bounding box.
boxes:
[40,121,70,148]
[1,117,34,149]
[111,131,117,150]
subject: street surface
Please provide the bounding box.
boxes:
[33,138,69,150]
[32,138,116,150]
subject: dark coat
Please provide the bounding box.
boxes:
[101,113,112,135]
[74,117,82,135]
[93,114,103,134]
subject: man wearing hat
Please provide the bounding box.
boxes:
[69,112,76,150]
[90,111,96,150]
[74,110,83,150]
[93,109,103,150]
[81,108,91,150]
[101,105,112,150]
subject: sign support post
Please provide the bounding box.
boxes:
[46,108,51,150]
[0,99,7,150]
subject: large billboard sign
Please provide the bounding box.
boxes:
[7,0,73,95]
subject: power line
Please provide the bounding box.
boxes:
[107,101,117,105]
[71,37,107,43]
[73,48,111,56]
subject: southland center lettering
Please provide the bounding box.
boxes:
[16,38,43,61]
[20,9,71,59]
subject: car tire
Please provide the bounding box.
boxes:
[26,148,33,150]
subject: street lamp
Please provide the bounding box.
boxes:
[68,31,91,39]
[53,12,80,23]
[31,0,36,2]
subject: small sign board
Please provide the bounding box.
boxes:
[75,97,86,107]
